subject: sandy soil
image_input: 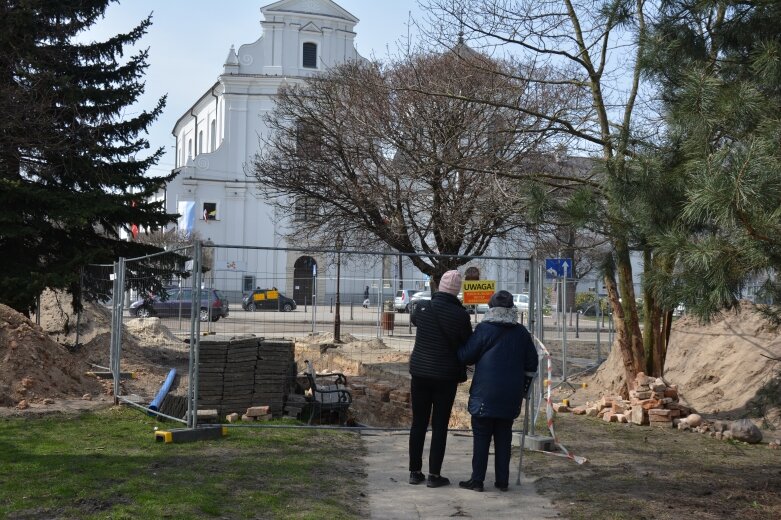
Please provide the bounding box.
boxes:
[576,301,781,428]
[0,291,191,415]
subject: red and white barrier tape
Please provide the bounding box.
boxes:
[533,337,588,465]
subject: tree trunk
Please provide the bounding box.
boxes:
[603,270,634,397]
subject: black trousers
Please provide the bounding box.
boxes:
[408,376,458,475]
[470,415,514,486]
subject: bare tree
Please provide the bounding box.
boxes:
[417,0,661,386]
[251,48,571,285]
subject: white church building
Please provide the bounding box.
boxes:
[163,0,375,303]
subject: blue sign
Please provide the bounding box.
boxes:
[545,258,573,279]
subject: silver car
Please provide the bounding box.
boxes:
[475,293,530,314]
[408,290,431,316]
[393,289,419,312]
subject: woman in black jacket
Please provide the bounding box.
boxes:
[407,270,472,488]
[457,290,538,492]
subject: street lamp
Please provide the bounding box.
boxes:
[334,233,343,343]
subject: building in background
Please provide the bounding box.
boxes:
[163,0,365,303]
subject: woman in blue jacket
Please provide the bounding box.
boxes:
[457,290,538,492]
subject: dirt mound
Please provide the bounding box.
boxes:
[2,290,190,413]
[125,318,186,348]
[35,289,112,347]
[665,303,781,421]
[0,304,103,407]
[579,302,781,426]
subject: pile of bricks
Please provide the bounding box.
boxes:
[225,405,273,423]
[568,372,693,427]
[626,372,693,427]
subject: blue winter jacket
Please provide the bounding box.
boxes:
[457,318,538,419]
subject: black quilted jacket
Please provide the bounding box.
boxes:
[409,292,473,381]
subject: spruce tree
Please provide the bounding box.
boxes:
[0,0,176,314]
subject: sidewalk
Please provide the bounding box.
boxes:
[362,430,560,520]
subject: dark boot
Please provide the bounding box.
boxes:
[458,479,484,492]
[409,471,425,485]
[426,474,450,488]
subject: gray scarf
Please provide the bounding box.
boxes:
[483,306,518,324]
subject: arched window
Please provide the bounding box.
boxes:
[198,131,203,155]
[188,139,192,159]
[302,42,317,69]
[210,120,216,151]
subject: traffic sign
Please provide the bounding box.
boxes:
[545,258,572,279]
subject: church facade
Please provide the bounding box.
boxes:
[163,0,366,302]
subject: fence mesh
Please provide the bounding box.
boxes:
[106,243,611,430]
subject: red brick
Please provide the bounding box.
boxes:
[366,388,391,402]
[648,408,671,417]
[349,384,367,396]
[389,390,410,404]
[246,406,270,417]
[630,406,648,425]
[640,399,662,410]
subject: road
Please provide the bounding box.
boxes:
[125,305,614,349]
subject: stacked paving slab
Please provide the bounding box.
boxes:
[198,336,295,418]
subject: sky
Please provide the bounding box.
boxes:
[86,0,422,176]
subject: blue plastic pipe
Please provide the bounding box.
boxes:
[149,368,177,414]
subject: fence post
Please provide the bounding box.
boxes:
[575,311,579,338]
[188,240,203,429]
[109,259,122,404]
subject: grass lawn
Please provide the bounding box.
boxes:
[0,406,367,519]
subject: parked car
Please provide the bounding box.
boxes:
[475,293,530,314]
[242,288,297,312]
[394,288,419,312]
[130,287,229,322]
[513,293,530,312]
[408,290,431,317]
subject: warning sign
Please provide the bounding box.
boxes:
[461,280,496,304]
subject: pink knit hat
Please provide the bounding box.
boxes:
[438,270,462,296]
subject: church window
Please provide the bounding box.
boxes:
[198,131,203,155]
[210,120,216,151]
[188,139,192,159]
[203,202,218,221]
[302,42,317,69]
[296,120,321,158]
[293,196,319,222]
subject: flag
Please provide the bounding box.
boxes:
[130,201,139,239]
[178,200,195,234]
